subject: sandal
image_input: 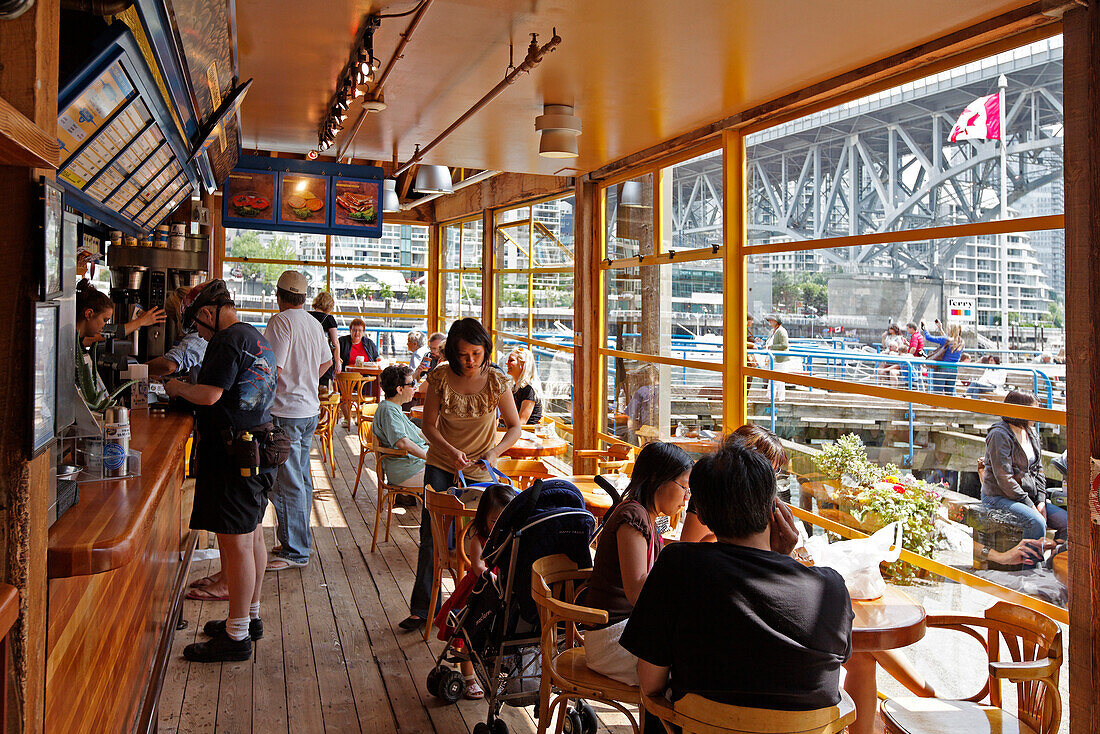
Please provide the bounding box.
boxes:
[185,586,230,602]
[464,676,484,700]
[188,574,221,589]
[265,557,307,572]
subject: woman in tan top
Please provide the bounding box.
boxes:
[400,318,522,631]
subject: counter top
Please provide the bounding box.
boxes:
[48,410,193,578]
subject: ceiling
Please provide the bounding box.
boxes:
[234,0,1036,176]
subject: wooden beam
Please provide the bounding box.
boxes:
[428,172,573,224]
[480,207,495,338]
[427,224,441,332]
[573,176,602,472]
[588,3,1061,181]
[722,129,746,432]
[0,0,58,731]
[0,94,57,168]
[399,165,417,200]
[1062,6,1100,734]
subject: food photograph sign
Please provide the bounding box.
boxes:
[278,173,328,228]
[223,170,275,224]
[331,177,382,237]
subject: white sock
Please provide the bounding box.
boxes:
[226,616,250,641]
[249,602,260,620]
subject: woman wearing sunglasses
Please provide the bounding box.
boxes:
[583,441,693,686]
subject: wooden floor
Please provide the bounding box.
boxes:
[158,421,635,734]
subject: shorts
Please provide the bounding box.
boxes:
[190,439,275,535]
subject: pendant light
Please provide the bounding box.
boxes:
[414,165,453,194]
[382,178,401,212]
[620,180,646,208]
[535,104,581,158]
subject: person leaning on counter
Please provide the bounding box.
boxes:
[163,280,279,663]
[145,286,207,380]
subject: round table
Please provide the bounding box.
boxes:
[665,436,721,454]
[500,431,568,458]
[844,587,927,734]
[410,404,423,420]
[557,475,617,519]
[346,363,383,400]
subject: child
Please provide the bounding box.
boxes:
[434,484,514,700]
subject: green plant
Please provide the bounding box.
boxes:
[75,339,137,412]
[813,434,899,486]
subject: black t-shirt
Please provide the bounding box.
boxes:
[620,542,853,710]
[309,311,337,384]
[195,322,277,444]
[513,384,543,425]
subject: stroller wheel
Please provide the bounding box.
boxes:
[490,719,509,734]
[577,701,598,734]
[473,723,491,734]
[426,665,447,698]
[440,668,466,704]
[561,709,583,734]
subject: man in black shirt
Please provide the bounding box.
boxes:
[620,441,852,715]
[165,281,278,662]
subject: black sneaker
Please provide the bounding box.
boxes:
[183,629,252,662]
[203,617,263,641]
[398,615,426,632]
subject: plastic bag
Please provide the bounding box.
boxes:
[804,521,903,600]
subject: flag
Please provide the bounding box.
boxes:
[949,93,1001,142]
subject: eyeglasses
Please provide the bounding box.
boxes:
[403,381,417,387]
[672,479,691,498]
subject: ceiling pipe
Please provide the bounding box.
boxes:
[337,0,436,162]
[400,169,501,210]
[392,29,561,178]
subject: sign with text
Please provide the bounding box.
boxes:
[947,297,977,328]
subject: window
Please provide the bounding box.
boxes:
[439,217,483,325]
[219,224,429,357]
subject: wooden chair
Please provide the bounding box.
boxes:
[356,422,425,551]
[880,601,1063,734]
[531,554,640,734]
[313,393,340,467]
[642,690,856,734]
[573,443,635,475]
[335,372,374,428]
[496,457,560,490]
[423,487,475,642]
[351,404,384,495]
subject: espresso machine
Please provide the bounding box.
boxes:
[106,242,208,362]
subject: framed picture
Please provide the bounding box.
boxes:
[277,173,329,229]
[31,302,59,457]
[331,176,383,237]
[41,178,64,300]
[222,170,276,226]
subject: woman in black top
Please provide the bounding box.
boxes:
[309,291,340,387]
[504,346,543,425]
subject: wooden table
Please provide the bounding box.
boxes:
[557,475,617,519]
[410,404,423,420]
[500,430,568,458]
[844,587,927,734]
[665,435,721,454]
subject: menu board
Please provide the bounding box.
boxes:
[279,174,328,228]
[56,32,198,234]
[332,177,381,234]
[223,170,275,222]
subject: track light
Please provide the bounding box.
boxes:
[414,165,453,194]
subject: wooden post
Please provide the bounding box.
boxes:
[722,129,747,433]
[1062,7,1100,733]
[481,208,495,346]
[573,177,602,473]
[427,224,441,332]
[0,0,59,731]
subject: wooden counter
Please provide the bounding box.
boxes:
[46,409,194,734]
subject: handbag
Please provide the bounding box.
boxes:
[926,342,948,362]
[450,460,515,501]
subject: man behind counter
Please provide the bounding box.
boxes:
[165,280,278,662]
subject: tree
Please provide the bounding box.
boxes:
[1047,300,1064,328]
[771,271,828,314]
[226,232,300,286]
[407,284,426,301]
[374,284,394,301]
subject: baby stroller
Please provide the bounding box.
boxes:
[427,478,596,734]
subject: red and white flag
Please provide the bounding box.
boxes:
[949,93,1002,142]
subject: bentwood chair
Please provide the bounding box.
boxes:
[642,690,856,734]
[357,423,424,552]
[352,407,383,494]
[573,443,635,475]
[496,458,560,490]
[335,372,372,428]
[531,554,640,734]
[880,601,1063,734]
[423,488,475,642]
[313,393,340,467]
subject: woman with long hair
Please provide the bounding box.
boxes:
[923,321,965,394]
[680,424,788,543]
[981,390,1066,542]
[583,441,693,685]
[505,346,543,425]
[400,318,522,632]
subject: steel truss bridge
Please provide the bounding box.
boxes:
[668,37,1063,281]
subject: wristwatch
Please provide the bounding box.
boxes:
[979,546,991,562]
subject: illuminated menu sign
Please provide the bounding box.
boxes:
[57,32,195,233]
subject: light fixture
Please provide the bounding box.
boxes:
[382,178,401,212]
[414,165,453,194]
[620,180,646,208]
[535,104,581,158]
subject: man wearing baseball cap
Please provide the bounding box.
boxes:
[166,280,278,661]
[263,270,332,570]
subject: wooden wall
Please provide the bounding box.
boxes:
[0,1,59,731]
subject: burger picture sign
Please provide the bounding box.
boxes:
[278,173,328,227]
[332,177,382,236]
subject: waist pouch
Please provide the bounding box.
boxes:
[223,422,291,469]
